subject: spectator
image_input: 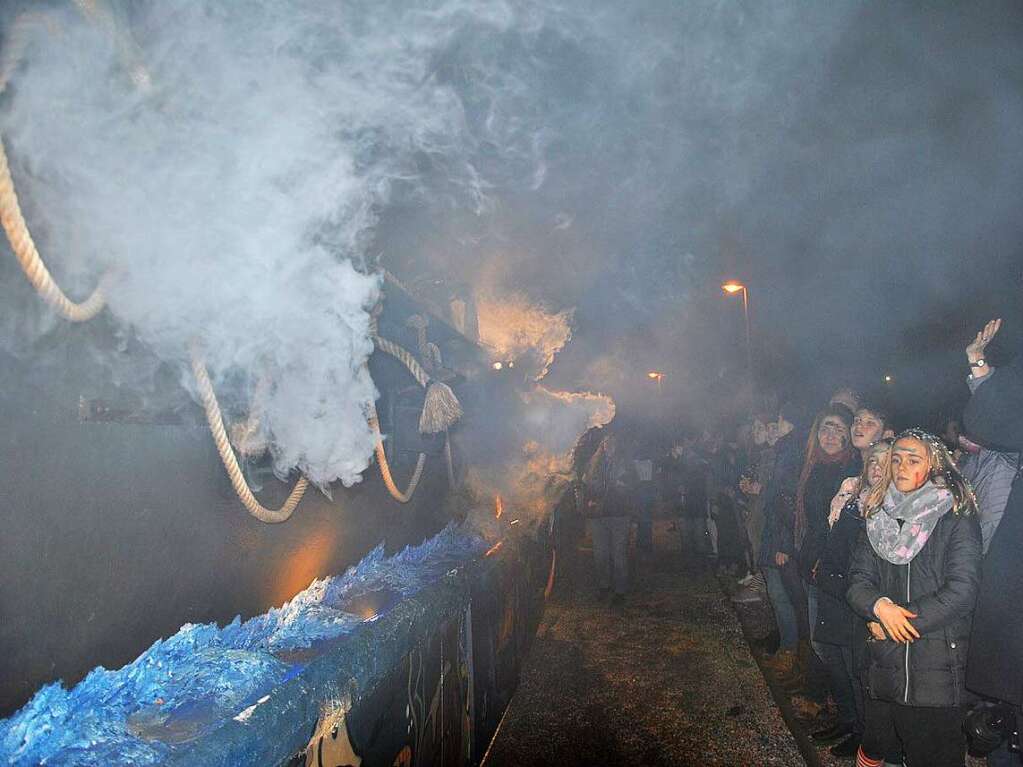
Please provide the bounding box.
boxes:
[757,404,810,679]
[812,438,893,757]
[851,404,891,463]
[631,446,657,555]
[847,429,982,767]
[956,433,1018,554]
[732,416,776,602]
[579,429,631,605]
[962,319,1023,766]
[708,429,747,572]
[679,434,711,566]
[795,406,857,698]
[831,387,861,415]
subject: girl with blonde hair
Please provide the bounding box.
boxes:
[847,429,981,767]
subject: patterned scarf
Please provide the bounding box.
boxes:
[866,481,952,564]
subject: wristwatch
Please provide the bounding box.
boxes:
[970,358,987,369]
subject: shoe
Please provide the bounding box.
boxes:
[791,695,823,720]
[761,649,796,674]
[750,572,767,593]
[778,671,806,694]
[811,722,852,745]
[731,585,762,604]
[829,733,861,758]
[749,634,780,656]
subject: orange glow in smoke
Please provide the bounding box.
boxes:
[494,495,504,519]
[269,525,336,607]
[485,540,504,557]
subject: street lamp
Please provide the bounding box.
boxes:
[647,370,665,394]
[721,280,753,387]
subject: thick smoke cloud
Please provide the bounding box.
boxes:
[0,0,545,487]
[3,0,1021,477]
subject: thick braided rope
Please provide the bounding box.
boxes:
[190,348,309,523]
[367,401,426,504]
[0,138,108,322]
[372,334,430,388]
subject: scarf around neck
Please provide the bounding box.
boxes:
[866,481,953,564]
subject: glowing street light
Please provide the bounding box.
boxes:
[721,280,753,386]
[884,373,894,384]
[647,370,665,394]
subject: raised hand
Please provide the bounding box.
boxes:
[966,318,1002,363]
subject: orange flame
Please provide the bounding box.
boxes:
[494,495,504,519]
[485,540,504,557]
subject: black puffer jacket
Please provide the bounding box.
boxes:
[846,510,982,707]
[797,459,857,582]
[814,497,863,647]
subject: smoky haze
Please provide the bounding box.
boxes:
[2,0,1022,467]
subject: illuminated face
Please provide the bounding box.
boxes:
[891,437,931,492]
[817,415,849,456]
[866,449,889,487]
[852,410,884,451]
[752,420,768,446]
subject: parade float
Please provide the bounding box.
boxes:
[0,2,611,764]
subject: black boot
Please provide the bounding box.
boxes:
[829,732,861,758]
[811,721,852,745]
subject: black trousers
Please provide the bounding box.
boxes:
[860,697,966,767]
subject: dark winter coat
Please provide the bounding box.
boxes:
[814,497,864,647]
[846,510,982,707]
[964,362,1023,706]
[579,437,628,519]
[796,459,857,582]
[757,431,804,567]
[680,451,709,519]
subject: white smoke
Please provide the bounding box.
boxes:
[0,0,534,488]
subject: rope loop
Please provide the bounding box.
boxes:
[190,346,309,523]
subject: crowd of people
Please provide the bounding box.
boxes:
[574,319,1022,766]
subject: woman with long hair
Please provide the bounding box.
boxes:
[811,438,893,756]
[847,429,982,767]
[781,405,857,700]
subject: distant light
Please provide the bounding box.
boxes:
[884,374,893,383]
[647,371,664,381]
[722,281,745,294]
[507,360,514,368]
[492,361,503,371]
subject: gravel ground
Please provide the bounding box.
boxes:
[483,520,808,767]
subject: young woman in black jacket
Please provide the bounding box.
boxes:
[812,438,893,756]
[847,429,982,767]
